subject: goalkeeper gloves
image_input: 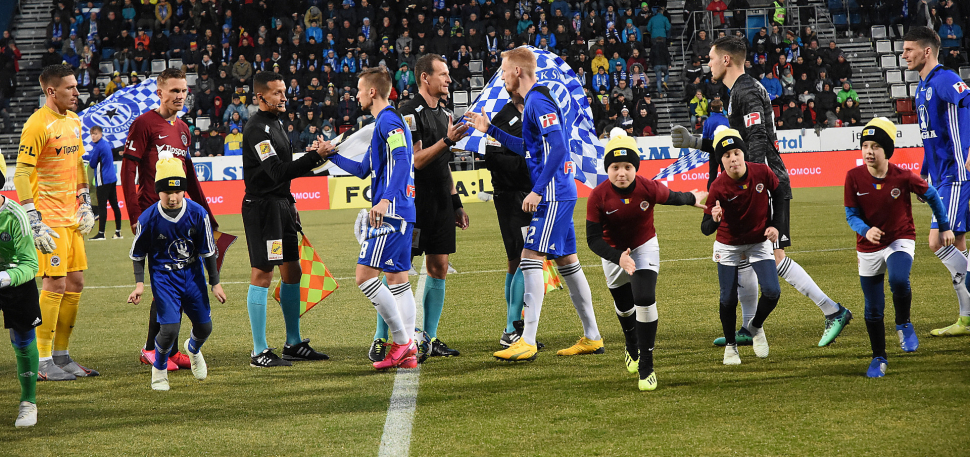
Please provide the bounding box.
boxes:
[76,189,95,235]
[670,125,703,150]
[25,204,59,254]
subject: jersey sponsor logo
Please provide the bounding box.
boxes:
[563,161,576,175]
[640,201,650,211]
[267,239,283,261]
[891,188,901,199]
[55,145,80,155]
[743,112,762,127]
[406,184,416,198]
[755,183,764,193]
[155,143,187,157]
[954,82,969,94]
[256,140,276,161]
[540,113,559,128]
[403,114,417,132]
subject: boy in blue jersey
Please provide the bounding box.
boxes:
[127,152,225,390]
[465,47,602,362]
[902,27,970,336]
[318,67,419,370]
[84,125,122,241]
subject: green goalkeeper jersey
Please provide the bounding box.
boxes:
[0,196,38,286]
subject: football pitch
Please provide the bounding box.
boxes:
[1,186,967,456]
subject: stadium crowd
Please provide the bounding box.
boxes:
[0,0,967,153]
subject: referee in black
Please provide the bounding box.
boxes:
[482,92,535,348]
[394,54,469,362]
[241,71,330,367]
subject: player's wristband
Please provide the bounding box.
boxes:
[443,137,456,148]
[452,194,463,210]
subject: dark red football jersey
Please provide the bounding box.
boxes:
[587,175,670,251]
[844,163,927,253]
[705,162,779,245]
[120,110,214,224]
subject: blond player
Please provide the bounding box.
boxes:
[15,64,97,381]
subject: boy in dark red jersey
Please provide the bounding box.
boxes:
[586,128,707,391]
[701,129,783,366]
[121,68,218,371]
[844,118,955,378]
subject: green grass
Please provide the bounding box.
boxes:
[1,186,968,456]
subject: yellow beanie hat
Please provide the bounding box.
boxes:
[154,151,187,192]
[603,127,641,171]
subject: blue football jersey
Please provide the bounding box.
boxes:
[523,84,577,202]
[916,64,970,185]
[369,105,416,223]
[129,200,216,275]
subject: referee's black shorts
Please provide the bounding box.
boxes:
[493,190,532,261]
[242,197,301,269]
[412,196,457,256]
[1,279,42,333]
[771,197,792,250]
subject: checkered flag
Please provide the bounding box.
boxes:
[457,47,606,188]
[78,77,188,153]
[652,149,710,180]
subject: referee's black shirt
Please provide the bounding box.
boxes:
[242,109,326,201]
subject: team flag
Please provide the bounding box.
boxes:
[543,260,563,294]
[456,46,607,188]
[272,233,339,316]
[212,231,237,272]
[652,149,710,180]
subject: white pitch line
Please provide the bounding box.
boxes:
[378,257,426,457]
[84,246,857,290]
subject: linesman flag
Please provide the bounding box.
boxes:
[543,260,563,294]
[273,233,339,316]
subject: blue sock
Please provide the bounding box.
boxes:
[154,338,172,370]
[187,336,201,354]
[279,282,302,345]
[247,284,269,354]
[10,328,35,349]
[423,277,446,339]
[507,268,525,333]
[374,276,390,340]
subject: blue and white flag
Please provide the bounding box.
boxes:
[456,47,606,188]
[78,77,187,153]
[652,149,710,180]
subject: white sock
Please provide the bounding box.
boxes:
[359,278,408,344]
[520,259,545,346]
[559,262,601,341]
[935,245,970,317]
[389,283,416,341]
[777,256,840,315]
[737,261,759,327]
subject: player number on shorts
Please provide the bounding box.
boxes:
[526,226,536,245]
[359,241,368,259]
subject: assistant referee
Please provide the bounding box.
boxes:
[241,71,330,368]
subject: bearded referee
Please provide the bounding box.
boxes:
[242,71,330,367]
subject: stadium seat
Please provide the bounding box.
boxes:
[169,59,181,69]
[78,93,89,105]
[895,98,913,113]
[880,54,897,68]
[470,76,485,89]
[885,70,902,84]
[468,60,483,74]
[151,60,167,74]
[898,55,907,68]
[453,105,467,117]
[470,89,481,102]
[893,40,904,53]
[120,76,129,85]
[339,125,351,133]
[901,113,917,124]
[890,84,907,99]
[772,105,781,118]
[453,91,468,105]
[904,70,919,82]
[910,82,919,95]
[99,61,114,74]
[875,40,892,54]
[196,116,211,131]
[186,72,198,86]
[960,66,970,80]
[96,75,109,89]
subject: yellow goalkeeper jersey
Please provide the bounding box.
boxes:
[15,105,86,228]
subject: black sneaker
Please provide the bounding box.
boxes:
[89,233,105,241]
[250,348,292,367]
[499,330,520,348]
[368,338,387,362]
[282,339,329,361]
[513,320,544,350]
[428,338,460,357]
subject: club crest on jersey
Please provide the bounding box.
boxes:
[563,160,576,175]
[640,201,649,211]
[744,112,761,127]
[540,113,559,128]
[181,132,189,146]
[73,127,80,138]
[755,183,765,193]
[955,82,969,94]
[167,239,194,262]
[50,255,60,267]
[0,232,10,242]
[406,184,416,198]
[267,239,283,261]
[927,87,933,100]
[891,188,901,199]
